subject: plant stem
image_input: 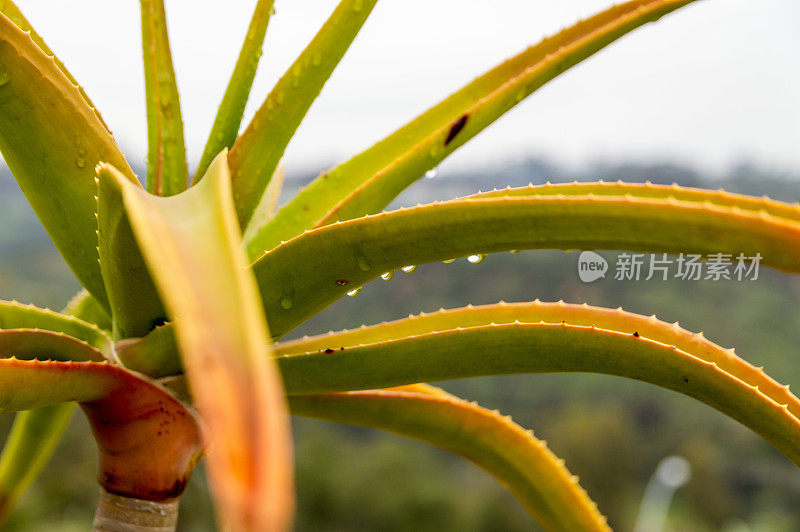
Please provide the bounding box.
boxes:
[92,488,178,532]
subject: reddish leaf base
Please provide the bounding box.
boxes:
[79,364,204,501]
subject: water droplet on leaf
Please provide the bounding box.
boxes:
[425,167,439,179]
[381,271,394,281]
[347,287,362,297]
[468,254,485,264]
[401,265,417,273]
[280,294,293,310]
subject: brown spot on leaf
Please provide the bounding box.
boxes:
[444,114,468,147]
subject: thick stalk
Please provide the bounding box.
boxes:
[92,488,178,532]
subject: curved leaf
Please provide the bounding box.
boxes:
[195,0,275,180]
[247,0,696,256]
[470,181,800,222]
[252,193,800,338]
[278,322,800,468]
[0,293,114,519]
[0,329,105,362]
[116,322,180,378]
[291,383,610,532]
[0,300,114,360]
[100,153,293,529]
[279,301,800,421]
[140,0,188,196]
[0,12,137,309]
[0,356,203,501]
[228,0,378,228]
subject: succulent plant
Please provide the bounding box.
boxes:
[0,0,796,530]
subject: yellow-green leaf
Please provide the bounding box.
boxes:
[228,0,378,228]
[247,0,696,256]
[278,321,800,468]
[140,0,188,196]
[280,301,800,421]
[100,153,293,529]
[0,12,137,310]
[195,0,275,180]
[252,193,800,338]
[291,383,610,532]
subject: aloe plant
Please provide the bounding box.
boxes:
[0,0,794,529]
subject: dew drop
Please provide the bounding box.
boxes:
[381,271,394,281]
[442,258,455,264]
[401,265,417,273]
[279,294,293,310]
[75,157,86,169]
[424,167,439,179]
[467,254,485,264]
[347,286,362,297]
[509,249,520,254]
[356,255,371,272]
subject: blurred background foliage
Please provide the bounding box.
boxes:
[1,157,799,531]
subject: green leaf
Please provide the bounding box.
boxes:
[241,163,285,244]
[140,0,188,196]
[252,192,800,338]
[0,12,137,310]
[100,152,293,529]
[97,164,166,340]
[278,320,800,468]
[62,291,112,332]
[116,322,180,378]
[247,0,696,256]
[291,383,609,532]
[0,300,114,360]
[194,0,275,180]
[470,181,800,221]
[279,301,800,421]
[228,0,378,228]
[0,1,105,125]
[0,329,105,362]
[0,293,115,520]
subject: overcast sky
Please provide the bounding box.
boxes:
[15,0,800,177]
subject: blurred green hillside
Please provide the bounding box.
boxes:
[1,159,799,531]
